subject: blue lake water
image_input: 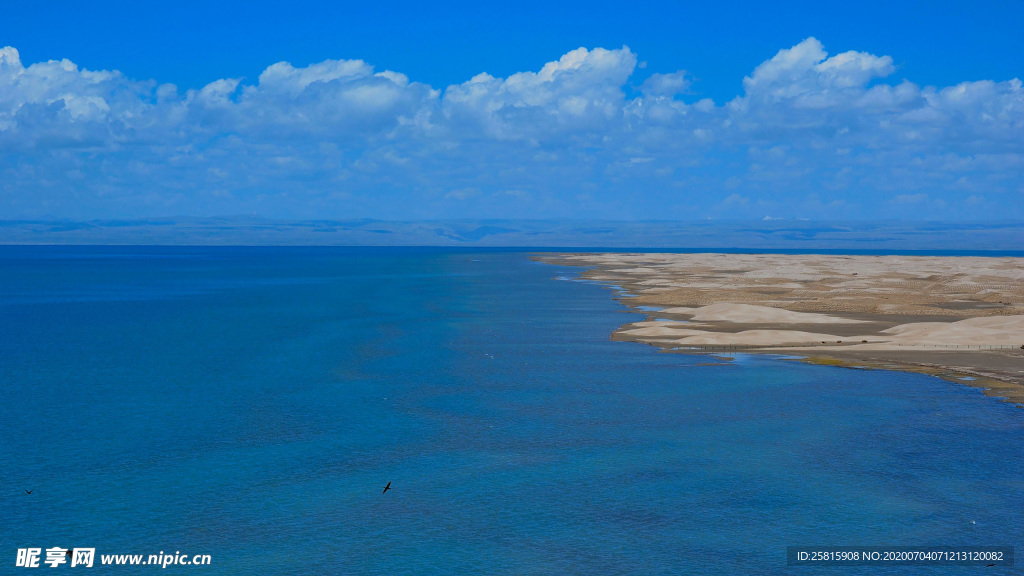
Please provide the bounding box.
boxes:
[1,247,1022,574]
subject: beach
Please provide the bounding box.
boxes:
[538,253,1024,405]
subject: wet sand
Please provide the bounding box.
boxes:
[537,253,1024,406]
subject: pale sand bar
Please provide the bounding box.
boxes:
[537,253,1024,405]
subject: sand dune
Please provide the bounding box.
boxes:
[674,329,852,346]
[620,323,709,338]
[539,252,1024,404]
[660,306,697,314]
[884,315,1024,346]
[684,303,866,324]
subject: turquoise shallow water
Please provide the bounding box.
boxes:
[1,247,1022,575]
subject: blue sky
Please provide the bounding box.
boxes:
[1,0,1022,220]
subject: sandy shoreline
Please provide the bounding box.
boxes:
[537,252,1024,406]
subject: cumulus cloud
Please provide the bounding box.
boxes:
[227,60,438,137]
[729,37,1023,152]
[441,46,637,139]
[742,37,894,98]
[641,71,691,98]
[0,39,1021,220]
[0,46,151,148]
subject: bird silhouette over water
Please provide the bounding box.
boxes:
[24,490,32,495]
[382,482,391,494]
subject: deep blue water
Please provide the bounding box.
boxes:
[1,247,1022,575]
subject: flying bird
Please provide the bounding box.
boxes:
[24,490,32,494]
[382,481,391,494]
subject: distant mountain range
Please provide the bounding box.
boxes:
[1,218,1021,251]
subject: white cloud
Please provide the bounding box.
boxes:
[0,39,1021,220]
[740,37,893,101]
[640,71,690,97]
[441,46,636,138]
[0,46,151,147]
[255,59,375,97]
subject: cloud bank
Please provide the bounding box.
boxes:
[1,39,1021,220]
